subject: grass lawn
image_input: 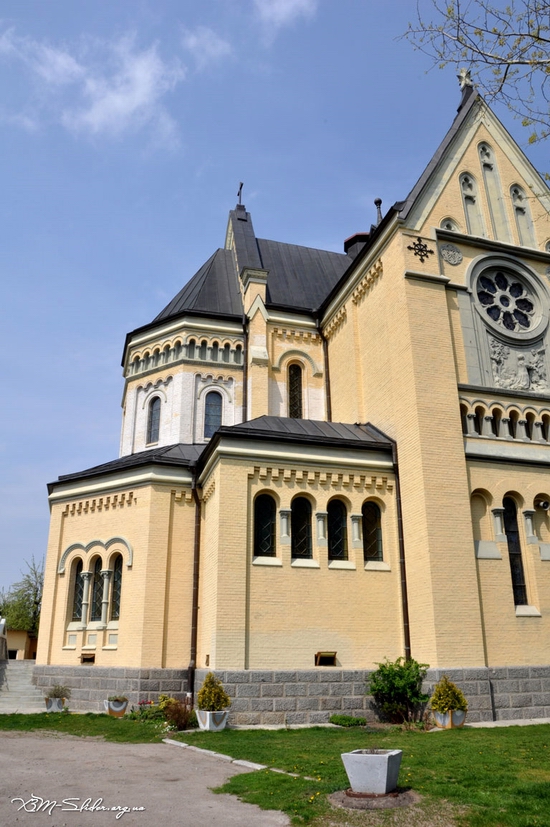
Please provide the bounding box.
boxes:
[173,725,550,827]
[0,711,163,743]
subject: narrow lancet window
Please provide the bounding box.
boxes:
[362,502,383,562]
[110,554,123,621]
[288,364,303,418]
[511,185,536,247]
[204,391,222,438]
[90,558,103,622]
[503,497,528,605]
[460,173,486,238]
[254,494,276,557]
[327,500,348,560]
[479,143,510,242]
[147,397,161,444]
[291,497,312,559]
[71,559,84,622]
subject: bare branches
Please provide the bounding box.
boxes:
[404,1,550,142]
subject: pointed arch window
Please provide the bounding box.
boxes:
[511,185,536,247]
[460,173,485,238]
[291,496,312,559]
[362,502,383,562]
[110,554,123,621]
[288,364,303,419]
[503,497,528,605]
[71,559,84,622]
[327,500,348,560]
[204,391,222,438]
[147,397,161,444]
[478,143,510,242]
[90,558,103,622]
[254,494,276,557]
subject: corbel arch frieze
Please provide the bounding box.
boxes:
[195,374,234,402]
[58,537,133,574]
[272,349,322,377]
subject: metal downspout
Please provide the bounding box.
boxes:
[188,481,202,698]
[242,314,249,422]
[391,441,411,660]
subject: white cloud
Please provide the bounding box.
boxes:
[181,26,232,71]
[253,0,318,28]
[0,29,185,146]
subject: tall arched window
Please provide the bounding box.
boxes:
[187,339,196,359]
[503,497,528,605]
[479,143,510,242]
[204,391,222,438]
[90,558,103,622]
[288,364,303,418]
[460,173,486,237]
[254,494,276,557]
[511,185,536,247]
[110,554,123,621]
[291,496,312,559]
[327,500,348,560]
[362,502,383,562]
[147,397,161,444]
[71,559,84,622]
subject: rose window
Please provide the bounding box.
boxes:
[476,270,535,332]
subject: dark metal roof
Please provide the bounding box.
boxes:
[153,249,244,321]
[50,443,203,492]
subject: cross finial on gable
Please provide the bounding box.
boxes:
[457,68,473,89]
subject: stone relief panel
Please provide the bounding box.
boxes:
[489,336,548,392]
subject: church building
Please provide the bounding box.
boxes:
[35,81,550,724]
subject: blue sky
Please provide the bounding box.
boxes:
[0,0,547,589]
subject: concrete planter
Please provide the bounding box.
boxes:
[433,709,466,729]
[196,709,229,732]
[45,698,65,713]
[104,699,128,718]
[341,749,402,795]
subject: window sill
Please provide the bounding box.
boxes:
[86,622,106,631]
[253,557,282,566]
[66,621,85,631]
[102,645,119,650]
[62,646,77,651]
[81,645,97,651]
[107,621,119,629]
[364,561,391,571]
[328,560,356,570]
[515,605,541,617]
[291,559,320,568]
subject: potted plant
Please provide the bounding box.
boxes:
[430,675,468,729]
[104,695,129,718]
[45,684,71,712]
[196,672,231,731]
[341,748,403,795]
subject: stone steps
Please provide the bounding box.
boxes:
[0,661,46,713]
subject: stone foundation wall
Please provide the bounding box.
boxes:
[32,664,550,723]
[32,665,189,712]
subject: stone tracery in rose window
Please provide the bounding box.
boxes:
[476,269,535,333]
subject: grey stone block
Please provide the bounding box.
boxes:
[236,684,261,698]
[493,680,520,694]
[320,697,342,711]
[140,680,160,692]
[124,669,141,678]
[329,682,353,696]
[308,682,331,696]
[493,694,511,708]
[234,712,261,726]
[100,679,118,691]
[159,680,184,692]
[250,698,274,712]
[138,670,150,680]
[229,698,250,713]
[507,667,529,679]
[540,679,550,692]
[249,671,274,683]
[463,668,489,681]
[343,671,366,682]
[532,693,550,706]
[353,682,367,696]
[525,707,546,718]
[495,708,522,720]
[118,679,138,692]
[274,671,297,683]
[309,711,330,724]
[285,712,308,725]
[529,666,550,678]
[285,683,307,697]
[342,697,365,710]
[225,671,250,683]
[261,683,284,697]
[460,682,481,696]
[260,712,285,725]
[467,694,492,710]
[297,671,319,682]
[512,694,533,708]
[298,697,319,711]
[274,698,297,712]
[489,668,507,680]
[519,679,542,692]
[222,684,236,698]
[465,711,482,722]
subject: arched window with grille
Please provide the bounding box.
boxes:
[110,554,123,620]
[503,497,528,605]
[71,559,84,622]
[362,501,383,562]
[291,496,312,559]
[288,364,303,418]
[511,184,536,247]
[204,391,222,438]
[254,494,276,557]
[327,500,348,560]
[90,558,103,622]
[460,173,486,237]
[147,397,161,444]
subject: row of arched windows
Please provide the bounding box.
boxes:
[460,402,550,443]
[71,555,123,625]
[253,494,383,563]
[130,340,243,374]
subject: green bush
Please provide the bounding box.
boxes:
[197,673,231,711]
[430,675,468,713]
[127,701,164,722]
[367,657,429,723]
[329,714,367,727]
[158,694,198,730]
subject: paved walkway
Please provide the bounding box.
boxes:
[0,732,290,827]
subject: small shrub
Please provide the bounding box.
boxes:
[127,700,164,722]
[430,675,468,713]
[329,714,367,727]
[159,695,198,730]
[367,657,429,723]
[197,673,231,711]
[107,695,128,703]
[46,684,71,700]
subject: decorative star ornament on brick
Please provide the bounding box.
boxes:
[407,237,435,264]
